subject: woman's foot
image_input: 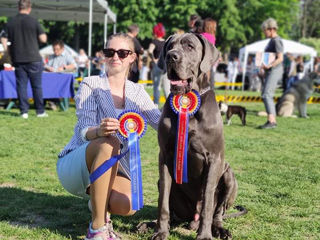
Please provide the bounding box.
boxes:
[106,218,122,240]
[258,121,277,129]
[85,222,111,240]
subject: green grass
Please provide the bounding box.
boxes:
[1,98,320,239]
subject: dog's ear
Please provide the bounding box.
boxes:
[194,34,220,73]
[309,72,318,80]
[157,35,174,72]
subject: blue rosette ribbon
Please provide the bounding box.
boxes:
[89,110,147,211]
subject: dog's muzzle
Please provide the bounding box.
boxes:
[166,51,192,95]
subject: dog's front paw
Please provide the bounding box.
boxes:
[136,220,157,234]
[196,232,212,240]
[212,226,232,240]
[151,231,169,240]
[189,220,200,231]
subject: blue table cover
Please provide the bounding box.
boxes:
[0,70,75,99]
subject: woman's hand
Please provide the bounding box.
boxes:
[97,118,120,137]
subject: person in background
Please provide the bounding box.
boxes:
[246,55,256,90]
[286,54,297,90]
[259,18,284,129]
[201,17,217,88]
[91,50,105,76]
[201,17,217,46]
[193,18,204,34]
[295,55,304,80]
[127,24,144,83]
[44,40,76,110]
[148,23,170,107]
[188,14,201,32]
[56,33,160,240]
[76,48,89,78]
[44,40,76,73]
[0,0,48,119]
[227,55,240,90]
[139,56,150,81]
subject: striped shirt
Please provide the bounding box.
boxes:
[45,51,76,71]
[58,75,161,178]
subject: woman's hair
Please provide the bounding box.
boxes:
[105,33,136,77]
[261,18,278,30]
[153,23,166,38]
[193,19,204,34]
[105,33,135,52]
[203,18,217,35]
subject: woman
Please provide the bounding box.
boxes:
[148,23,170,106]
[201,18,217,46]
[259,18,284,129]
[57,33,161,240]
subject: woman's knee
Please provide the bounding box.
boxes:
[88,136,120,156]
[108,191,136,216]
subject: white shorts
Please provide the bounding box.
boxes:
[57,143,90,199]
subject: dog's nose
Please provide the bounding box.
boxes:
[167,51,180,62]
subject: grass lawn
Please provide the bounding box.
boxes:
[0,92,320,239]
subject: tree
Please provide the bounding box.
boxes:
[108,0,158,40]
[300,0,320,38]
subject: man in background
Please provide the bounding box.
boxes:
[127,24,144,83]
[44,39,76,110]
[44,40,76,73]
[0,0,48,119]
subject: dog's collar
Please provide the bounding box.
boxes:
[199,86,211,96]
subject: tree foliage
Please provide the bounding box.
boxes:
[1,0,308,55]
[300,0,320,38]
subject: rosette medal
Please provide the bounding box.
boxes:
[170,90,201,184]
[89,111,147,211]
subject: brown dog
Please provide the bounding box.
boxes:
[153,33,244,240]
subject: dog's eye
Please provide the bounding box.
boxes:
[187,44,194,50]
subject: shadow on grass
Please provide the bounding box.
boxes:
[0,187,89,239]
[0,187,160,239]
[0,110,20,117]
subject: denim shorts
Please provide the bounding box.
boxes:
[57,143,90,199]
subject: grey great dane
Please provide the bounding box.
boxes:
[152,33,245,240]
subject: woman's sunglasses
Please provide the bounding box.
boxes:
[103,48,133,59]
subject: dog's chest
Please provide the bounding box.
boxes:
[159,114,207,177]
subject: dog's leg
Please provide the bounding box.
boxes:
[226,110,232,126]
[152,156,172,240]
[212,164,237,239]
[241,111,246,126]
[189,199,202,231]
[196,154,224,240]
[226,117,231,126]
[298,101,308,118]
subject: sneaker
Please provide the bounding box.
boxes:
[106,218,122,240]
[37,112,48,118]
[258,121,277,129]
[85,222,110,240]
[21,113,28,119]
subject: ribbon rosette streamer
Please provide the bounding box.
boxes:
[89,111,147,210]
[170,90,201,184]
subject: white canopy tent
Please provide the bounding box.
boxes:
[239,39,317,90]
[0,0,117,74]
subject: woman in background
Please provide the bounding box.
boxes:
[148,23,170,107]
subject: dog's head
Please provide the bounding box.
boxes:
[218,101,228,114]
[309,70,320,86]
[158,33,220,95]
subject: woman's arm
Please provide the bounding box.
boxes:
[138,86,161,130]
